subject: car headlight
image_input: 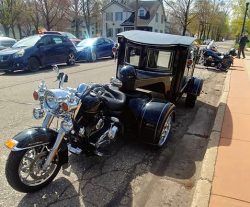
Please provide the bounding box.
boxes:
[45,91,59,110]
[14,49,25,58]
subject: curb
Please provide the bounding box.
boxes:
[191,70,231,207]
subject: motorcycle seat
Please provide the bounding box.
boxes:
[102,85,126,111]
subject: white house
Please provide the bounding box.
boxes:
[101,0,168,39]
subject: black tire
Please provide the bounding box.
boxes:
[5,149,61,193]
[66,52,76,66]
[155,109,175,148]
[185,93,197,108]
[28,57,40,72]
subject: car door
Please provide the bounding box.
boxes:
[104,38,114,57]
[95,38,106,58]
[38,36,56,65]
[50,35,68,63]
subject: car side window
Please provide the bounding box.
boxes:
[125,45,141,67]
[104,39,112,44]
[40,36,52,46]
[97,38,104,45]
[147,49,173,72]
[52,36,63,44]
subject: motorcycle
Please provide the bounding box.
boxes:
[4,65,175,193]
[198,40,236,71]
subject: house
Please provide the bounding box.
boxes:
[101,0,168,39]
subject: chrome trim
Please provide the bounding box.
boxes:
[42,113,54,128]
[12,143,50,151]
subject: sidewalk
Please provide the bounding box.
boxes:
[209,56,250,206]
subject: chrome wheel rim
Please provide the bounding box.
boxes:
[18,146,58,186]
[158,113,173,146]
[68,53,75,64]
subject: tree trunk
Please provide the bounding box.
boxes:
[11,24,16,39]
[3,25,10,37]
[17,24,22,39]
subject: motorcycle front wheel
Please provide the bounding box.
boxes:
[5,144,61,193]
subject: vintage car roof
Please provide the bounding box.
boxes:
[118,31,196,46]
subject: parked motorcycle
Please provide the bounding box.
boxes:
[198,40,236,71]
[4,65,175,193]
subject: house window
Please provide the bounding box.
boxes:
[139,9,145,17]
[147,49,172,72]
[107,28,113,37]
[115,12,123,21]
[160,30,163,33]
[115,28,123,35]
[155,29,158,32]
[156,13,159,22]
[161,15,164,24]
[106,12,113,21]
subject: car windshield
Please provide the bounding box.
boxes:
[12,36,41,48]
[63,32,77,39]
[77,38,97,47]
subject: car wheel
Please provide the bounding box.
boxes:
[157,111,174,148]
[67,53,76,66]
[28,57,40,72]
[185,93,197,108]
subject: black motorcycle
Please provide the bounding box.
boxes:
[4,65,175,193]
[198,42,236,71]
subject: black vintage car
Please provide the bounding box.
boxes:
[116,30,203,106]
[4,31,204,193]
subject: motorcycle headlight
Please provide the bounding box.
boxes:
[14,49,25,58]
[45,91,59,110]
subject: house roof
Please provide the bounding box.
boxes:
[101,0,134,12]
[127,1,161,26]
[117,30,196,46]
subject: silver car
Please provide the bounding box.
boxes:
[0,37,17,50]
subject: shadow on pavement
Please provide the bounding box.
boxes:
[16,97,233,206]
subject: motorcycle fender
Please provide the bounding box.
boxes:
[185,77,203,96]
[11,127,68,165]
[139,100,175,145]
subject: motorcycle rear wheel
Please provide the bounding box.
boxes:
[5,145,61,193]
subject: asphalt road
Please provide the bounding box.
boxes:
[0,41,233,207]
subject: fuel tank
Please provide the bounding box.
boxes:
[80,93,101,113]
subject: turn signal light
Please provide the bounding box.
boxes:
[187,59,193,65]
[61,102,69,111]
[4,139,18,149]
[33,90,39,100]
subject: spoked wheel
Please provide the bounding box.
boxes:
[67,53,76,66]
[28,57,40,72]
[157,111,174,147]
[5,145,61,193]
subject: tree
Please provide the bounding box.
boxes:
[37,0,68,31]
[164,0,196,35]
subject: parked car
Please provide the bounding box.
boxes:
[76,37,115,62]
[0,34,77,73]
[43,31,81,45]
[0,37,17,50]
[116,30,203,108]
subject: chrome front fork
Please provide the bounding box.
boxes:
[43,128,65,170]
[42,113,54,128]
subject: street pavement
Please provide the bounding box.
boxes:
[0,42,232,207]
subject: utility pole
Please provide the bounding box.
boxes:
[241,0,250,35]
[135,0,138,30]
